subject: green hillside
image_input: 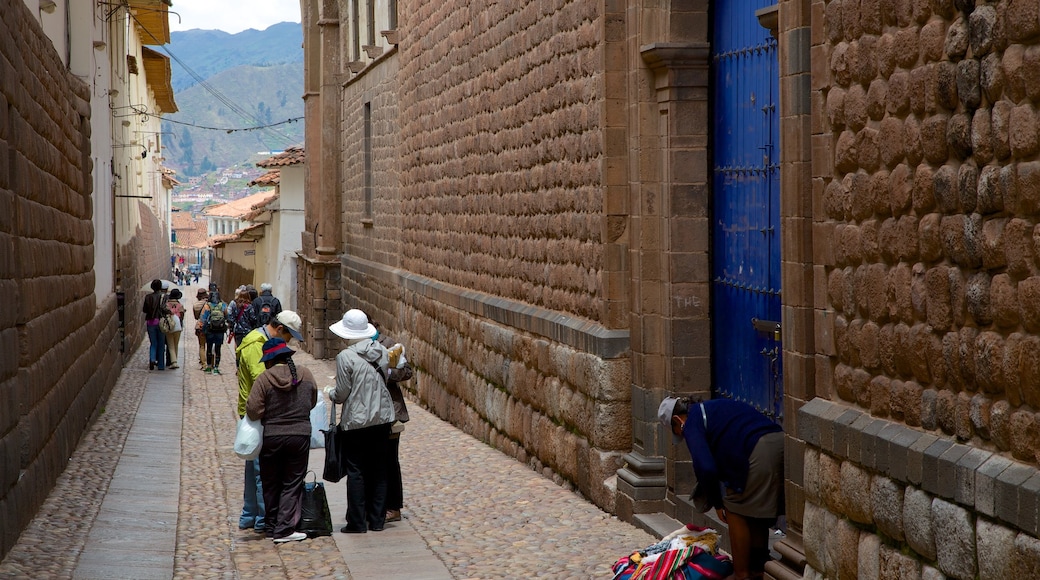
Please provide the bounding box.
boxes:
[161,61,304,176]
[159,23,304,177]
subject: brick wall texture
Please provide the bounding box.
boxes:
[0,0,159,560]
[808,0,1040,575]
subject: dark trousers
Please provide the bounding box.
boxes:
[386,435,403,510]
[205,332,222,367]
[342,423,391,531]
[259,434,310,539]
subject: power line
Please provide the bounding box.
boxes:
[161,115,303,134]
[120,2,301,146]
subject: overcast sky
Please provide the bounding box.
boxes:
[169,0,301,34]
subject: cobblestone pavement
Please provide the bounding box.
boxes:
[0,303,655,579]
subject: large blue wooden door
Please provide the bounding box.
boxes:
[711,1,782,423]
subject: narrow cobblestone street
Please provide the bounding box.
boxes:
[0,301,655,579]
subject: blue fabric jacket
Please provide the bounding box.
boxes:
[682,399,782,511]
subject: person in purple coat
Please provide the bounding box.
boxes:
[659,396,785,580]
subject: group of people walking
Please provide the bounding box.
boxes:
[145,276,413,543]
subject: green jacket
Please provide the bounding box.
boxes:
[235,328,270,416]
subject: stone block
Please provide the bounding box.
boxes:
[995,462,1034,526]
[880,542,922,580]
[921,564,947,580]
[1006,0,1040,42]
[907,432,939,488]
[820,452,842,515]
[872,475,905,541]
[935,440,969,501]
[991,101,1012,160]
[977,517,1019,580]
[969,5,998,56]
[858,531,881,580]
[904,487,937,560]
[945,16,969,59]
[955,447,991,507]
[803,500,827,573]
[975,454,1014,517]
[1019,472,1040,536]
[933,498,977,580]
[1020,277,1040,333]
[1010,105,1039,158]
[1012,533,1040,578]
[837,517,861,580]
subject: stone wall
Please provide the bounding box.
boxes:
[327,0,632,510]
[0,0,124,560]
[396,0,607,322]
[807,0,1040,575]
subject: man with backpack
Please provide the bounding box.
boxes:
[200,290,229,374]
[250,283,283,329]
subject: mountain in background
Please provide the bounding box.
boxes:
[160,22,304,177]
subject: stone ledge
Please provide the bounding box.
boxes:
[798,398,1040,538]
[342,254,630,359]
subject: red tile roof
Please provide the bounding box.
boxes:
[249,170,280,187]
[202,190,278,219]
[256,146,305,168]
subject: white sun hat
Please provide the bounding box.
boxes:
[329,309,376,340]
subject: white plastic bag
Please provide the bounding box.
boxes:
[310,396,328,449]
[234,416,263,459]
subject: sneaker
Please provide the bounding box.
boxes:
[203,366,212,373]
[273,531,307,543]
[213,367,221,375]
[385,510,401,522]
[169,364,179,369]
[149,360,155,370]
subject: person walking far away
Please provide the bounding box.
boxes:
[246,337,317,544]
[227,285,257,354]
[163,288,185,369]
[326,309,395,533]
[200,290,228,374]
[251,283,282,329]
[192,288,209,369]
[370,319,414,523]
[142,279,168,371]
[236,310,306,536]
[659,396,785,580]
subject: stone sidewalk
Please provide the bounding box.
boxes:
[0,303,656,579]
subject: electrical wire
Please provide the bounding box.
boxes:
[118,1,301,146]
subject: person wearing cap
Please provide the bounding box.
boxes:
[192,288,209,369]
[659,396,784,580]
[326,309,395,533]
[233,309,305,534]
[245,337,317,544]
[162,288,186,369]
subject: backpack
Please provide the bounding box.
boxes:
[253,296,276,328]
[207,303,227,333]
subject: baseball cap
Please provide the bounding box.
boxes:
[274,310,304,342]
[658,396,682,443]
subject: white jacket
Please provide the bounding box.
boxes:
[330,339,395,430]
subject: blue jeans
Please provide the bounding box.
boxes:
[146,323,167,370]
[240,458,266,530]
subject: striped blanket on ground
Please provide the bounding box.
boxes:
[611,524,733,580]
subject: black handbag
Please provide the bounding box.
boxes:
[321,400,347,482]
[298,473,333,537]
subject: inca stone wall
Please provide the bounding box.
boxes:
[396,0,606,322]
[0,1,124,560]
[333,0,633,510]
[807,0,1040,576]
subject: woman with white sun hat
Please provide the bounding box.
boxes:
[324,309,396,533]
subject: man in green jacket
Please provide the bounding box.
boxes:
[234,310,304,533]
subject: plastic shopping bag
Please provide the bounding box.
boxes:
[234,416,263,460]
[310,396,328,449]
